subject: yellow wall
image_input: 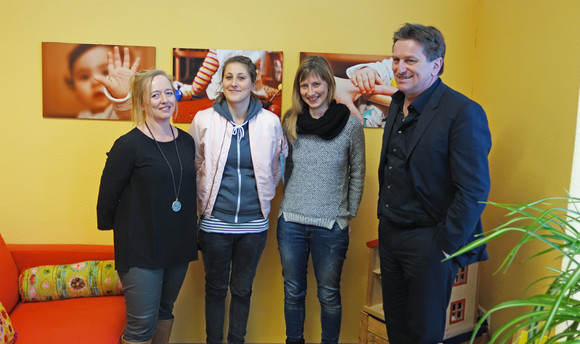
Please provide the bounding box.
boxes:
[473,0,580,334]
[0,0,578,342]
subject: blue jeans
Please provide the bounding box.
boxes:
[277,217,349,344]
[199,230,268,344]
[118,264,189,342]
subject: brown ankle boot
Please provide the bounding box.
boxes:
[151,318,174,344]
[121,336,152,344]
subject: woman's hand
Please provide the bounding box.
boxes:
[94,46,140,99]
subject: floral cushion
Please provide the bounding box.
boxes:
[0,302,16,344]
[18,260,123,302]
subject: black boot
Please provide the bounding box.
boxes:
[286,339,305,344]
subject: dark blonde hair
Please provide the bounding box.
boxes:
[282,56,335,141]
[215,55,258,104]
[130,70,177,125]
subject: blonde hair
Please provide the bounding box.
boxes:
[282,56,335,142]
[130,70,177,126]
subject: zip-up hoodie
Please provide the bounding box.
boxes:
[188,98,287,222]
[211,98,261,223]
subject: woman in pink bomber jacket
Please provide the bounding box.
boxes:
[187,55,287,344]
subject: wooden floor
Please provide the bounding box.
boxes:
[463,332,490,344]
[170,333,490,344]
[455,332,490,344]
[172,338,490,344]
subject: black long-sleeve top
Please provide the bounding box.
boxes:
[97,127,198,271]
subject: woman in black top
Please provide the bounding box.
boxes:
[97,48,197,344]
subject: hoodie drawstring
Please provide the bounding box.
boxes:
[231,120,248,143]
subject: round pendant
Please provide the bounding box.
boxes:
[172,200,182,212]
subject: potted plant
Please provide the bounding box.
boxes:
[449,196,580,344]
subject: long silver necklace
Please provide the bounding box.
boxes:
[145,122,183,212]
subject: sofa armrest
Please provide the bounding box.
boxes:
[7,244,115,273]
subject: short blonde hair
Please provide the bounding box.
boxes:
[130,70,177,125]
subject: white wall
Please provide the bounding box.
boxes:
[571,87,580,198]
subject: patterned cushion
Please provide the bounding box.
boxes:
[18,260,123,302]
[0,302,16,344]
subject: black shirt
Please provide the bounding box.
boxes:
[97,128,198,270]
[378,79,441,227]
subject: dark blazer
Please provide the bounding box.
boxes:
[378,80,491,267]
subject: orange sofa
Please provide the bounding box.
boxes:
[0,233,126,343]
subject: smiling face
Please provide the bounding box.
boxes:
[222,62,255,107]
[392,39,442,103]
[299,72,329,118]
[148,75,176,122]
[70,46,111,113]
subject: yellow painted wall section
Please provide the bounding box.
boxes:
[473,0,580,335]
[4,0,578,342]
[0,1,477,342]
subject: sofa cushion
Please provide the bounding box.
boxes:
[0,302,16,344]
[0,235,19,313]
[19,260,122,302]
[9,296,125,344]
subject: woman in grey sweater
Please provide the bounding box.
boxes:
[278,56,365,344]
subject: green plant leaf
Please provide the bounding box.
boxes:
[456,196,580,344]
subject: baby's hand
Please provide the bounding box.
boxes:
[334,77,363,124]
[350,67,384,95]
[94,46,140,99]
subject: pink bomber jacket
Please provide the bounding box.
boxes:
[188,107,288,219]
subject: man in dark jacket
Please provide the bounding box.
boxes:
[375,23,491,343]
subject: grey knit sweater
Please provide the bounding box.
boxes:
[279,115,365,230]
